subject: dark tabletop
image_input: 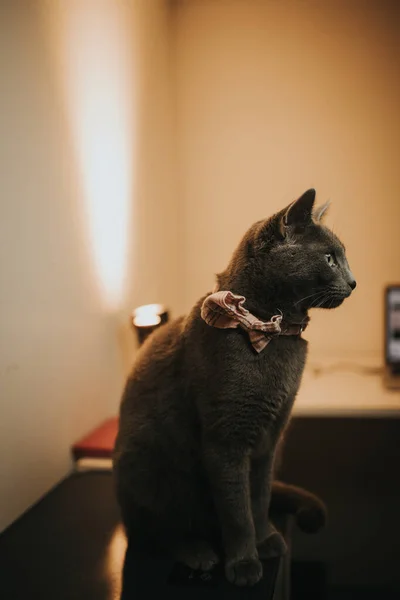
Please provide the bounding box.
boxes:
[0,471,279,600]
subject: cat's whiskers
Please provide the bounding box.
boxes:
[306,290,329,309]
[328,295,337,309]
[304,290,330,309]
[294,290,326,307]
[314,291,333,308]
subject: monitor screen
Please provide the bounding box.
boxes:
[386,286,400,364]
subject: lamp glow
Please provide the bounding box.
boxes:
[132,304,169,345]
[133,304,164,327]
[55,0,133,310]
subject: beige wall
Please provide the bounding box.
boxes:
[173,0,400,358]
[0,0,178,531]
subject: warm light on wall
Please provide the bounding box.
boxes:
[55,0,133,310]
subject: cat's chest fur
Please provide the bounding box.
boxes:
[191,321,308,450]
[251,336,307,428]
[256,335,307,397]
[225,327,307,402]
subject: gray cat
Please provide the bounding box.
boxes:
[113,189,355,586]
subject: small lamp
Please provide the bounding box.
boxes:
[131,303,169,346]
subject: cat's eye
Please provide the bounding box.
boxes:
[325,253,336,267]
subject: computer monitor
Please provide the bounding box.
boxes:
[385,285,400,373]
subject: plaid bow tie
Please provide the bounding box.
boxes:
[201,291,307,353]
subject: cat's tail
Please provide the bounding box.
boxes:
[270,481,327,533]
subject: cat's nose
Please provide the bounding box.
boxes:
[349,279,357,290]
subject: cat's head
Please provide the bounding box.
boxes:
[218,189,356,316]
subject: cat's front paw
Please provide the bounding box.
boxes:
[254,518,279,546]
[175,539,220,572]
[225,555,263,586]
[257,531,287,559]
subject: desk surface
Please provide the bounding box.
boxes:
[294,358,400,417]
[0,472,280,600]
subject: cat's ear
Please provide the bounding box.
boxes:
[280,189,316,235]
[313,200,330,223]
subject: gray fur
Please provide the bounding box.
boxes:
[113,189,355,586]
